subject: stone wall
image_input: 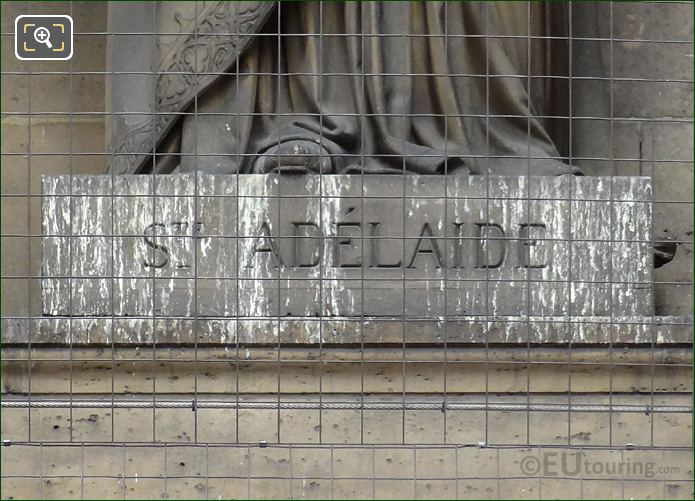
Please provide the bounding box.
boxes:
[1,2,107,317]
[571,2,694,317]
[1,2,693,500]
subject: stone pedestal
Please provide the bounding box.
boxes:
[41,174,653,320]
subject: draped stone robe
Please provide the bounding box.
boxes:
[107,1,580,176]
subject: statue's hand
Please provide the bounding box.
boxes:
[253,140,333,174]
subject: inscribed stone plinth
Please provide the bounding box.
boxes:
[41,174,652,319]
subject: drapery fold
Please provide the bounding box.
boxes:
[108,2,580,176]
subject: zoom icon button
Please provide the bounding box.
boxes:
[15,15,73,60]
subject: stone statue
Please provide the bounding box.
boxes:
[107,1,581,176]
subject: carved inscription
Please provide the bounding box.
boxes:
[142,221,206,270]
[42,174,652,318]
[230,220,548,271]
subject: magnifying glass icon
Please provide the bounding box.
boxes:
[33,27,52,49]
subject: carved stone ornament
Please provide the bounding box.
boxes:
[107,1,275,175]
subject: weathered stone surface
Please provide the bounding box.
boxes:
[3,346,692,396]
[1,440,692,499]
[1,394,692,446]
[42,174,652,320]
[1,316,691,345]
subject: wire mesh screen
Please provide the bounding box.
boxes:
[1,1,693,499]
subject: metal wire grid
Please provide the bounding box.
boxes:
[1,443,693,499]
[1,1,693,499]
[1,444,689,499]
